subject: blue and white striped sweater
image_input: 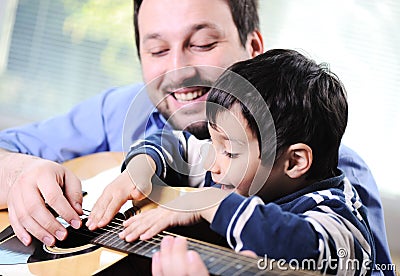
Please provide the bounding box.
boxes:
[210,175,374,275]
[125,130,375,275]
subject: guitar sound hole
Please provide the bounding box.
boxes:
[54,218,99,249]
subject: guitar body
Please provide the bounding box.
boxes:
[0,152,227,275]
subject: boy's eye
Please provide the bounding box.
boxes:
[223,150,239,159]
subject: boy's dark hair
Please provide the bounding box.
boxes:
[207,49,348,181]
[133,0,259,59]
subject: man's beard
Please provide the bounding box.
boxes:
[184,121,210,139]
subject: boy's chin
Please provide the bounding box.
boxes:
[220,184,236,191]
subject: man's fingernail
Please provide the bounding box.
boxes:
[153,251,160,263]
[22,236,30,246]
[187,251,196,263]
[56,230,66,240]
[70,219,81,229]
[75,202,82,209]
[43,236,53,246]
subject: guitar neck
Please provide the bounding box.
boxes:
[91,228,261,276]
[90,220,316,276]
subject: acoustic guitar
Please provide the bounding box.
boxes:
[0,152,316,275]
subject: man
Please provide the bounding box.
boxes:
[0,0,393,274]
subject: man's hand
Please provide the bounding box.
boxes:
[87,154,155,230]
[2,151,83,246]
[152,236,209,276]
[151,236,257,276]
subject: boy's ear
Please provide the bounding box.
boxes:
[284,143,313,179]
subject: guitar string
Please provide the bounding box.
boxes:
[75,209,259,267]
[53,221,255,273]
[93,229,256,272]
[50,210,313,274]
[93,229,254,264]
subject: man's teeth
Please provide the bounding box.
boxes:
[173,90,205,102]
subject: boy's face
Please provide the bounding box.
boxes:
[138,0,258,138]
[204,104,264,196]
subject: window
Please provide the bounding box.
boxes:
[0,0,140,127]
[259,0,399,196]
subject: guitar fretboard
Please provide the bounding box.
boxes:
[90,221,316,276]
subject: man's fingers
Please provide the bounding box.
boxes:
[9,179,68,245]
[151,236,209,276]
[151,251,163,276]
[160,236,187,275]
[63,169,83,215]
[9,203,62,246]
[38,175,81,231]
[240,250,257,258]
[7,206,32,246]
[187,250,209,276]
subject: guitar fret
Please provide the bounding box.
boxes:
[191,246,245,273]
[207,254,241,273]
[92,232,161,259]
[232,261,258,276]
[132,240,156,257]
[185,238,261,275]
[90,225,316,276]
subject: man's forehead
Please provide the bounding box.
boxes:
[137,0,234,34]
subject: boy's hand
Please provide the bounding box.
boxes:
[87,154,156,230]
[87,171,136,230]
[119,206,202,242]
[118,187,227,242]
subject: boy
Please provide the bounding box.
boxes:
[89,49,375,274]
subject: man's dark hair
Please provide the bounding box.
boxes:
[207,49,348,181]
[133,0,259,59]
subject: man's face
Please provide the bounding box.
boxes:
[138,0,257,138]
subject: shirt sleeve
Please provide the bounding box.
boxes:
[0,84,143,163]
[123,130,208,187]
[338,144,392,272]
[210,192,374,274]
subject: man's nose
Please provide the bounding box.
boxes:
[166,50,197,85]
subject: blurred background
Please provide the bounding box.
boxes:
[0,0,399,266]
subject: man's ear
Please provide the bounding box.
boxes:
[246,30,264,58]
[285,143,313,179]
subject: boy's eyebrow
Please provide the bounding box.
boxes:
[223,136,246,146]
[211,123,246,146]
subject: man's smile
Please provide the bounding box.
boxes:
[170,87,209,103]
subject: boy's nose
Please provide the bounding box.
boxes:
[202,143,219,173]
